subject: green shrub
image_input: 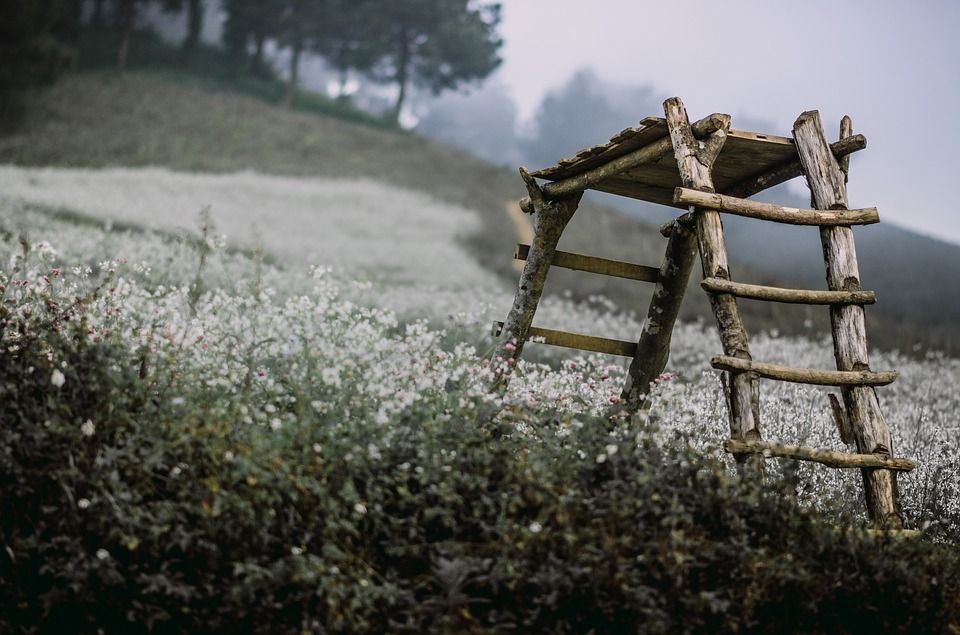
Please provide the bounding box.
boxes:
[2,329,958,634]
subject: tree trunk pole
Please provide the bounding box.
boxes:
[616,222,698,413]
[793,110,903,528]
[493,168,581,382]
[181,0,204,67]
[663,97,763,468]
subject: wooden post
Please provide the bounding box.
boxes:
[663,97,763,466]
[617,222,698,412]
[494,168,582,373]
[793,111,904,528]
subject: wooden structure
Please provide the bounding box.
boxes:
[493,97,913,528]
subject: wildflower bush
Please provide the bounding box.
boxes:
[2,221,960,632]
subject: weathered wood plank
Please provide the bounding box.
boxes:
[723,439,916,471]
[674,188,880,226]
[514,244,659,283]
[492,322,636,357]
[664,97,762,460]
[794,110,904,529]
[617,222,699,413]
[723,134,867,198]
[701,277,876,305]
[711,355,897,386]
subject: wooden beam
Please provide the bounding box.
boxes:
[618,221,699,413]
[518,112,730,212]
[492,322,637,357]
[514,244,659,283]
[794,109,904,529]
[674,188,880,226]
[711,355,897,387]
[664,97,762,461]
[701,277,876,305]
[723,439,917,471]
[723,133,867,199]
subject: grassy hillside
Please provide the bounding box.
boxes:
[1,69,955,355]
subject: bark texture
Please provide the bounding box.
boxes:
[793,110,904,528]
[663,97,762,461]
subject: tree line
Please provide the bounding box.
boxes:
[1,0,503,124]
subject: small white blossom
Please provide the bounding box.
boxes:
[353,502,367,515]
[80,419,95,437]
[77,498,91,509]
[528,521,543,533]
[96,548,110,561]
[50,369,65,388]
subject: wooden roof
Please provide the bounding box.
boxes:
[529,116,799,208]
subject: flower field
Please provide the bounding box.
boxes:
[2,167,958,536]
[2,167,960,631]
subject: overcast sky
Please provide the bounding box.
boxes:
[493,0,960,246]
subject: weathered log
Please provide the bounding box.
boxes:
[794,110,904,528]
[829,393,855,445]
[723,439,916,471]
[724,133,867,199]
[673,188,880,226]
[495,168,582,370]
[518,113,731,212]
[514,244,659,283]
[701,277,876,305]
[617,221,699,413]
[491,322,636,357]
[711,355,897,386]
[664,97,762,461]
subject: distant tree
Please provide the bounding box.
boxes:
[222,0,280,78]
[308,0,381,101]
[0,0,74,118]
[365,0,503,124]
[160,0,205,66]
[276,0,316,107]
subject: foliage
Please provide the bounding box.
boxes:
[0,0,74,119]
[362,0,503,122]
[1,322,958,633]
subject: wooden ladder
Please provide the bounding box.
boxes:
[663,100,915,528]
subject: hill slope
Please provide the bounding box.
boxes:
[1,71,955,355]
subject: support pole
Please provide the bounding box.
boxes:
[663,97,763,466]
[617,220,698,413]
[493,168,582,377]
[793,111,904,528]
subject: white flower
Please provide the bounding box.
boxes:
[290,546,303,556]
[96,548,110,561]
[605,444,618,456]
[80,419,95,437]
[77,498,91,509]
[528,521,543,534]
[312,443,323,454]
[170,465,182,477]
[51,369,65,388]
[353,502,367,515]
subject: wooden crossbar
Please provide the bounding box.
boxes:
[701,277,876,305]
[492,321,636,357]
[711,355,897,386]
[723,439,917,471]
[514,244,659,283]
[673,188,880,226]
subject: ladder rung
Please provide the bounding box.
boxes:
[514,244,659,283]
[492,322,637,357]
[723,439,917,471]
[701,277,876,305]
[673,187,880,226]
[711,355,897,386]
